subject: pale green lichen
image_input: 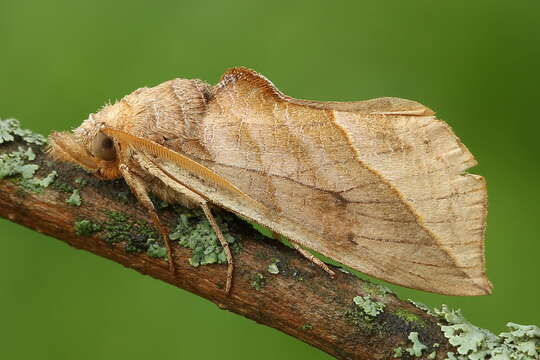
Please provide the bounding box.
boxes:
[442,322,488,355]
[74,219,101,236]
[169,210,240,267]
[0,121,56,193]
[66,189,82,206]
[408,299,434,315]
[251,273,266,291]
[428,351,437,359]
[19,170,57,193]
[353,295,385,317]
[432,305,540,360]
[146,239,167,258]
[0,118,46,145]
[393,347,403,358]
[268,258,280,274]
[406,331,428,357]
[37,170,57,187]
[0,147,39,179]
[302,323,313,331]
[0,146,57,193]
[74,177,88,188]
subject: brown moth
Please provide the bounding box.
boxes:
[48,67,492,296]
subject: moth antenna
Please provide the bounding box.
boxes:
[102,126,265,210]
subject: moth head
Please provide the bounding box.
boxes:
[47,109,123,180]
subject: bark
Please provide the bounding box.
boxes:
[0,137,458,360]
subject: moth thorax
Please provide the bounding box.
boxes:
[169,78,213,140]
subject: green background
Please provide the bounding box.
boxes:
[1,1,538,359]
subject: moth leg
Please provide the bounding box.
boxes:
[200,203,234,294]
[118,163,177,274]
[269,226,334,276]
[133,154,234,294]
[289,241,335,277]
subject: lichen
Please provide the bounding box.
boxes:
[251,273,266,291]
[0,145,57,193]
[0,146,39,180]
[393,308,424,326]
[146,239,167,258]
[442,322,489,355]
[406,302,540,359]
[36,170,57,187]
[19,170,58,193]
[353,295,385,317]
[432,305,540,360]
[302,323,313,331]
[345,296,384,328]
[66,189,82,206]
[74,219,101,236]
[408,299,434,315]
[169,210,240,267]
[267,258,280,274]
[0,118,46,145]
[0,119,57,192]
[428,350,437,359]
[406,331,428,357]
[74,177,88,188]
[393,347,403,358]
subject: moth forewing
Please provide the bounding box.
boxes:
[182,68,491,296]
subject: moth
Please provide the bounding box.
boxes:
[48,67,492,296]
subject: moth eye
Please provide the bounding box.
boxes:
[101,137,114,150]
[91,132,116,161]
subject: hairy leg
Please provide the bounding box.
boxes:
[134,154,234,294]
[119,163,177,274]
[271,231,335,277]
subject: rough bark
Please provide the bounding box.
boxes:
[0,137,459,360]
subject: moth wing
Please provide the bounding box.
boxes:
[174,67,490,296]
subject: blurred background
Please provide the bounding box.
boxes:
[1,1,538,359]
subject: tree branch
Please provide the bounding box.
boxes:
[1,121,536,360]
